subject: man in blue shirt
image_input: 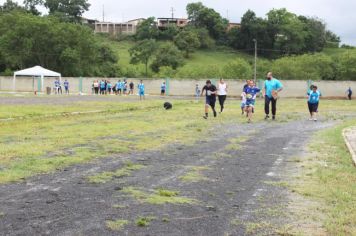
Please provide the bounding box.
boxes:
[161,81,166,96]
[347,87,352,100]
[263,72,283,120]
[243,80,261,123]
[307,85,321,121]
[138,80,145,100]
[64,80,69,95]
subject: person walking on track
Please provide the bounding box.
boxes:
[263,72,283,120]
[217,78,228,113]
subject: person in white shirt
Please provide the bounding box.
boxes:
[217,78,228,113]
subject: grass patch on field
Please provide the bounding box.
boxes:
[122,187,197,205]
[291,120,356,235]
[179,166,210,183]
[106,219,129,231]
[136,216,156,227]
[225,136,249,151]
[87,162,145,184]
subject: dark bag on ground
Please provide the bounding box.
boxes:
[164,102,172,110]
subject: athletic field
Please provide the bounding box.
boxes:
[0,94,355,235]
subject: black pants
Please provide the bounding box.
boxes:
[348,94,352,100]
[218,95,226,112]
[265,96,277,116]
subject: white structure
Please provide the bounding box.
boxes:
[13,66,61,91]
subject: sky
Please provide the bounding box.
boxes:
[1,0,355,45]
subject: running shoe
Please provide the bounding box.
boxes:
[264,115,270,120]
[213,111,217,117]
[203,116,208,119]
[272,115,276,120]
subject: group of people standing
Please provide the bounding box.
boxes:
[53,79,69,95]
[92,79,135,95]
[201,72,285,122]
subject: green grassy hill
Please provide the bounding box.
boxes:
[108,39,254,79]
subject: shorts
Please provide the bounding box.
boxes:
[245,100,255,107]
[308,102,319,113]
[139,91,145,96]
[161,90,166,94]
[206,96,216,106]
[241,102,246,108]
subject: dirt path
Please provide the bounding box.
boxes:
[0,119,334,236]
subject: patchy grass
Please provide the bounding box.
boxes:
[136,216,156,227]
[106,219,129,231]
[87,162,145,184]
[122,187,198,205]
[290,120,356,235]
[225,136,249,151]
[179,166,210,183]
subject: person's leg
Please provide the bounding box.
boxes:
[264,96,271,118]
[247,106,253,122]
[218,95,223,112]
[271,97,277,119]
[210,101,217,117]
[203,97,210,119]
[308,102,313,119]
[314,103,319,121]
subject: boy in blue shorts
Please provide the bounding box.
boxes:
[307,85,321,121]
[243,80,261,123]
[201,80,217,119]
[138,80,145,100]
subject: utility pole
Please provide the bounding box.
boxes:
[253,39,257,82]
[171,7,175,19]
[102,5,105,22]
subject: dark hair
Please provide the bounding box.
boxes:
[313,85,318,89]
[206,80,211,84]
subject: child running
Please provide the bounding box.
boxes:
[307,85,321,121]
[217,78,227,113]
[243,80,261,123]
[138,80,145,100]
[201,80,217,119]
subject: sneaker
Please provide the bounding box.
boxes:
[203,116,208,119]
[264,115,270,120]
[308,118,313,121]
[213,111,217,117]
[272,116,276,120]
[314,118,317,121]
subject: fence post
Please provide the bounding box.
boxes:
[37,77,42,92]
[258,79,264,98]
[165,78,170,96]
[79,77,83,93]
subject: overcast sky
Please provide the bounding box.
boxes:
[2,0,355,45]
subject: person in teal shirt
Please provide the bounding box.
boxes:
[263,72,283,120]
[138,80,145,100]
[307,85,321,121]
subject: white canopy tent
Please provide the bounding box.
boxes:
[13,66,61,91]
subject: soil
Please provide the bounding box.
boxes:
[0,116,335,236]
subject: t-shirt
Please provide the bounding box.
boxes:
[64,81,69,88]
[100,81,105,89]
[264,78,283,98]
[54,80,60,87]
[308,90,321,104]
[202,84,217,97]
[161,83,166,90]
[244,86,261,104]
[138,83,145,92]
[130,82,134,89]
[348,88,352,95]
[218,83,227,96]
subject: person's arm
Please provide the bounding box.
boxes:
[200,86,205,96]
[277,80,283,92]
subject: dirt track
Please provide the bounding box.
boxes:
[0,119,334,236]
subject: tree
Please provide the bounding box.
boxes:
[0,0,26,12]
[151,43,184,73]
[129,39,157,77]
[174,30,200,58]
[0,11,118,76]
[222,58,252,79]
[158,24,179,40]
[325,30,341,48]
[186,2,228,40]
[44,0,90,22]
[135,17,159,40]
[336,51,356,80]
[23,0,43,15]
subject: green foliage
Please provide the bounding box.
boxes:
[192,27,215,49]
[271,53,335,80]
[336,51,356,80]
[221,58,252,79]
[174,29,200,58]
[44,0,90,22]
[156,66,176,78]
[186,2,228,40]
[135,17,159,40]
[0,12,118,76]
[23,0,43,15]
[129,39,157,76]
[158,24,179,40]
[151,42,184,73]
[0,0,27,12]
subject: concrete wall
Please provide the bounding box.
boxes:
[1,76,355,98]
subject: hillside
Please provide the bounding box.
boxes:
[109,40,254,79]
